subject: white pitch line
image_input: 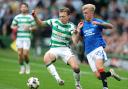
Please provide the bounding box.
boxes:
[1,57,128,80]
[121,77,128,80]
[0,57,92,75]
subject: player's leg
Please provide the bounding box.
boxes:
[67,56,82,89]
[95,58,109,89]
[61,47,82,89]
[44,50,64,85]
[16,39,25,74]
[17,48,25,74]
[87,48,110,89]
[95,47,121,89]
[102,50,121,81]
[23,49,30,74]
[87,52,101,78]
[23,40,31,74]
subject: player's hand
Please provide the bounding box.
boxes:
[31,10,36,17]
[73,29,78,34]
[92,21,101,25]
[77,22,83,32]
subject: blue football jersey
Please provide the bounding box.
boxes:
[80,18,106,54]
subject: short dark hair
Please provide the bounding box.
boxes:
[20,2,29,8]
[59,7,71,15]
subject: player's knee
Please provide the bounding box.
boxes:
[18,53,23,58]
[94,71,101,79]
[44,55,52,64]
[70,63,80,73]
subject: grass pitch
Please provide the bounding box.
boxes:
[0,49,128,89]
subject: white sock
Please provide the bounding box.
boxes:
[26,64,30,70]
[20,65,25,69]
[47,64,61,81]
[73,72,80,85]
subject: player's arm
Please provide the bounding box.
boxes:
[72,30,81,44]
[72,22,83,45]
[29,26,37,31]
[31,10,47,27]
[29,17,38,31]
[11,25,18,30]
[11,17,18,30]
[92,21,113,29]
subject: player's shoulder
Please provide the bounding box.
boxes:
[14,14,22,18]
[66,22,75,30]
[69,22,76,28]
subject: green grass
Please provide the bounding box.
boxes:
[0,49,128,89]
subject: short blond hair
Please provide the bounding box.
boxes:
[82,4,96,12]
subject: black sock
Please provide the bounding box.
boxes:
[25,59,29,64]
[100,71,108,88]
[46,62,52,67]
[105,71,111,77]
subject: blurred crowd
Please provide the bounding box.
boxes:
[0,0,128,56]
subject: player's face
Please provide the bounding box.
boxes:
[59,12,70,24]
[20,4,28,13]
[83,9,94,21]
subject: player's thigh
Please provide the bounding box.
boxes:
[17,48,23,56]
[95,59,104,69]
[87,54,97,72]
[23,49,29,56]
[94,48,107,69]
[44,50,57,64]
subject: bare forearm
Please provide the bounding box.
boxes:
[33,16,44,26]
[72,32,81,45]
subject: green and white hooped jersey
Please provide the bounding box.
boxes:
[11,14,35,39]
[44,19,75,47]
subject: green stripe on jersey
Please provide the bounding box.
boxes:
[18,21,31,24]
[17,16,31,20]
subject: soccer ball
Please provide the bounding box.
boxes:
[27,77,40,89]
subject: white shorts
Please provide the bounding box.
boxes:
[46,47,75,64]
[16,38,31,50]
[86,46,108,72]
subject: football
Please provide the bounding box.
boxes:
[27,77,40,89]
